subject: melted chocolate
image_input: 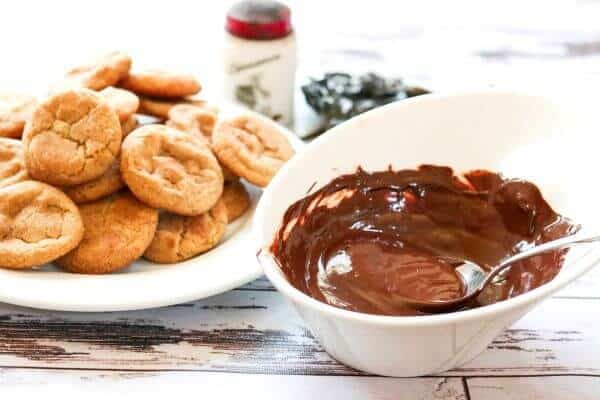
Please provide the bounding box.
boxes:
[271,165,578,316]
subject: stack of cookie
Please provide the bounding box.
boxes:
[0,51,295,274]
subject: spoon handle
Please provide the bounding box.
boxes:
[481,233,600,289]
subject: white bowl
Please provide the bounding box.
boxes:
[254,91,600,377]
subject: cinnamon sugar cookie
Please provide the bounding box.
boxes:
[221,163,238,183]
[212,114,294,187]
[23,89,121,186]
[121,124,223,215]
[0,138,29,188]
[0,93,37,138]
[143,198,227,263]
[0,181,83,269]
[167,104,217,139]
[120,114,138,137]
[65,51,131,90]
[119,70,201,98]
[165,120,209,145]
[99,87,139,122]
[64,158,124,204]
[56,191,158,274]
[138,96,217,119]
[222,180,250,222]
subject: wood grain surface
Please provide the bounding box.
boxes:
[0,268,599,377]
[1,249,600,398]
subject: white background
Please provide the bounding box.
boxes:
[1,0,600,96]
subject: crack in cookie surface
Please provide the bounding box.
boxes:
[55,191,158,274]
[212,115,294,187]
[121,124,223,216]
[0,181,83,269]
[23,89,121,186]
[0,138,28,188]
[144,199,227,263]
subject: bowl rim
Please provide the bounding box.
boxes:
[254,90,600,327]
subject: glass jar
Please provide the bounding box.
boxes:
[223,0,297,126]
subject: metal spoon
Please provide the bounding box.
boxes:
[401,233,600,312]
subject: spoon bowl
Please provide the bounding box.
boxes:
[400,234,600,312]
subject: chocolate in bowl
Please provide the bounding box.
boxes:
[270,165,578,316]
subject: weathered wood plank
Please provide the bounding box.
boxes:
[0,287,598,376]
[0,289,350,374]
[0,369,466,399]
[235,276,276,291]
[448,297,600,376]
[467,376,600,400]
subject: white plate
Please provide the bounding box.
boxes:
[0,110,303,312]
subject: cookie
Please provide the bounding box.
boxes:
[119,70,201,98]
[0,181,83,269]
[121,114,138,138]
[0,93,37,138]
[143,198,227,263]
[167,104,217,139]
[222,180,250,222]
[99,87,139,122]
[65,51,131,91]
[212,114,295,187]
[121,124,223,215]
[0,138,29,188]
[64,158,124,204]
[23,88,122,186]
[221,163,238,183]
[165,120,209,145]
[56,191,158,274]
[138,96,217,119]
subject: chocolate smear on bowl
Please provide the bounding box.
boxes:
[271,165,578,316]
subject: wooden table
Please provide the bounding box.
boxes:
[2,2,600,397]
[2,268,600,398]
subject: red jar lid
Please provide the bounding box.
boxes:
[226,0,292,40]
